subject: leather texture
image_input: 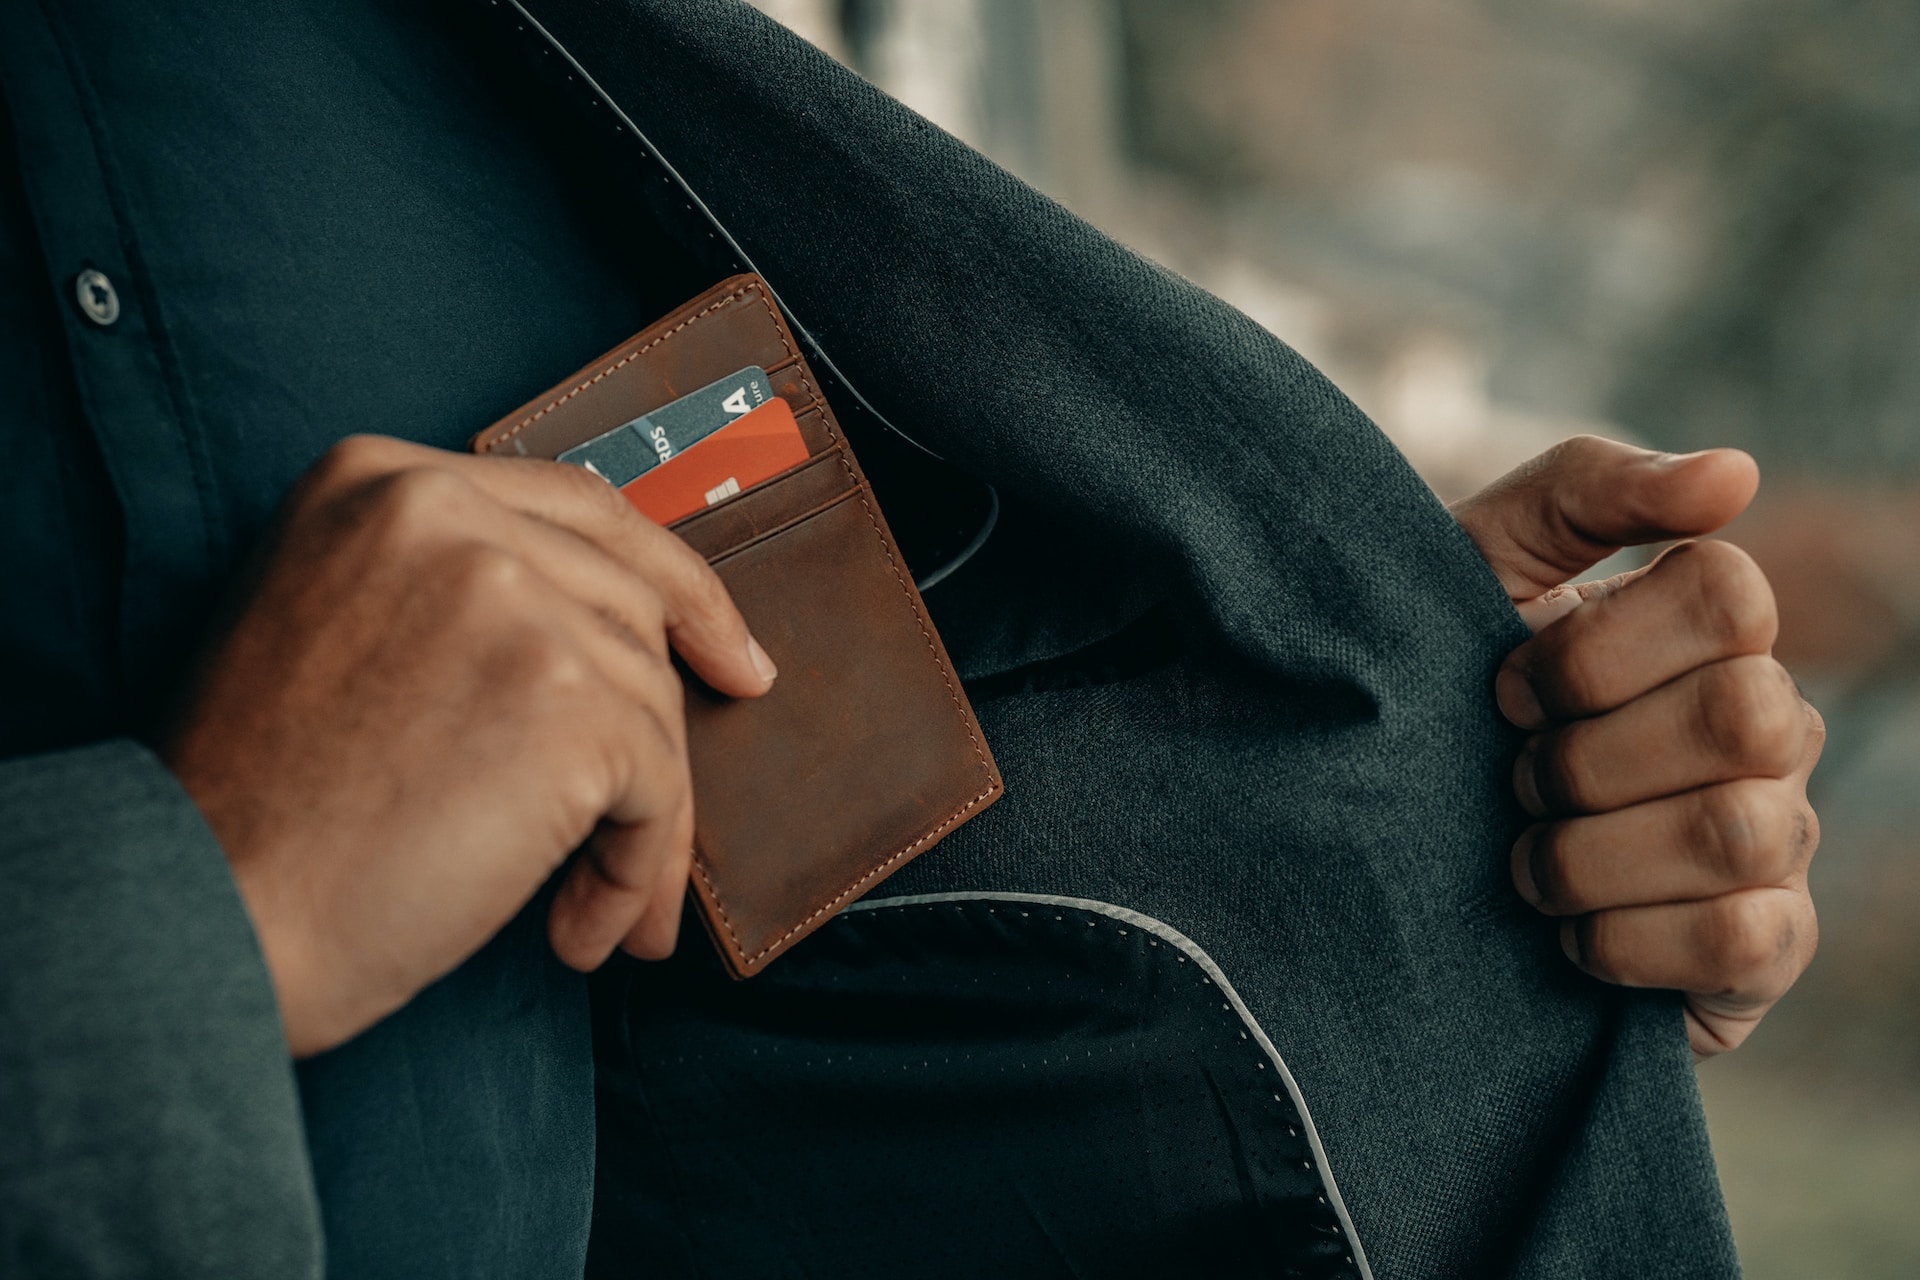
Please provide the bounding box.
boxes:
[474,275,1003,977]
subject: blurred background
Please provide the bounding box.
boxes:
[750,0,1919,1273]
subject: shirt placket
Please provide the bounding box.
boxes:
[0,0,221,702]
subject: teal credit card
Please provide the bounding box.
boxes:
[557,365,774,485]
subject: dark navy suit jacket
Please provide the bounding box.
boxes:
[0,1,1736,1276]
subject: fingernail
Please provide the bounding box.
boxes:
[746,636,778,686]
[1496,667,1547,729]
[1654,449,1708,469]
[1512,739,1547,817]
[1511,828,1542,908]
[1518,584,1585,636]
[1559,920,1583,966]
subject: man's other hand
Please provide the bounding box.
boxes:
[163,436,778,1058]
[1450,436,1823,1058]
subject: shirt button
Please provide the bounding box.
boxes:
[74,268,121,328]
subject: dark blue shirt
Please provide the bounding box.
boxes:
[0,0,678,755]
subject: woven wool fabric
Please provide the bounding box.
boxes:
[538,2,1738,1276]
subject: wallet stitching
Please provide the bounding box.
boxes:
[692,781,999,970]
[475,284,758,452]
[691,288,999,969]
[746,288,993,777]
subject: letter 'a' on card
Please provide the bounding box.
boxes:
[618,398,812,525]
[555,365,774,486]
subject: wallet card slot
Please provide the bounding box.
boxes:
[792,403,835,455]
[767,370,840,457]
[671,448,857,561]
[704,487,863,569]
[764,352,806,392]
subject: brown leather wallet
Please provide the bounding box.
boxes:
[472,275,1003,977]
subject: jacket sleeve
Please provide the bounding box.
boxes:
[0,740,323,1279]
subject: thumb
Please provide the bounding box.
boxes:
[1450,435,1759,604]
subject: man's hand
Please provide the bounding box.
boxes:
[1451,436,1824,1058]
[163,436,778,1058]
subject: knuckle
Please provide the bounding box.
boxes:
[1797,800,1822,866]
[294,436,405,516]
[367,466,469,544]
[551,455,628,511]
[446,541,529,604]
[1676,540,1777,654]
[518,630,593,700]
[1757,661,1812,766]
[1550,434,1617,470]
[311,434,399,489]
[1696,658,1805,774]
[485,618,596,725]
[1801,698,1828,765]
[1701,893,1790,984]
[553,763,613,832]
[1694,782,1792,886]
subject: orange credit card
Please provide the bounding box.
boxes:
[619,397,812,526]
